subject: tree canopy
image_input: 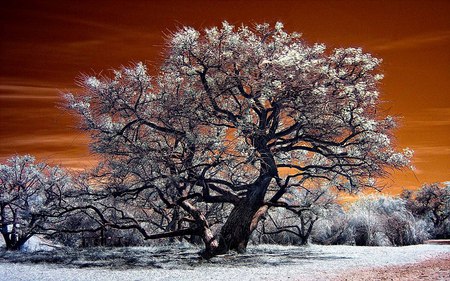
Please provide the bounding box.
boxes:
[65,22,412,257]
[0,155,72,250]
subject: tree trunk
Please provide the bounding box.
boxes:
[214,198,260,254]
[178,200,219,259]
[209,177,272,257]
[201,138,277,258]
[167,206,181,243]
[2,232,27,251]
[6,239,26,251]
[1,206,27,251]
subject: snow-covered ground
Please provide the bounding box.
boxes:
[1,244,449,281]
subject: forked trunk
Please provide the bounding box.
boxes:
[1,233,27,251]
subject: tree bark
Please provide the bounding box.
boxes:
[208,177,272,257]
[203,136,278,258]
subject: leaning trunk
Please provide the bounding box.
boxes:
[202,138,277,258]
[215,198,266,254]
[211,177,272,256]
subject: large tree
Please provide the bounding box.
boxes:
[65,22,412,257]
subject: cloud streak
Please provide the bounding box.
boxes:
[0,85,65,99]
[372,30,450,51]
[416,146,450,155]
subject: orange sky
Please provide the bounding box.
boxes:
[1,0,449,193]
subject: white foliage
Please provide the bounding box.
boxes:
[0,155,72,249]
[347,195,428,246]
[62,22,414,250]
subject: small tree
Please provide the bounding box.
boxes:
[257,186,337,245]
[402,183,450,238]
[0,155,72,250]
[65,22,412,257]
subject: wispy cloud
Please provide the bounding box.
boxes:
[409,120,450,126]
[0,85,58,99]
[41,12,160,41]
[0,134,94,170]
[0,85,79,100]
[0,134,85,146]
[407,107,450,127]
[371,30,450,51]
[412,146,450,158]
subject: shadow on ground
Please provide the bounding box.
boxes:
[0,244,351,270]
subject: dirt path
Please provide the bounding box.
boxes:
[335,254,450,280]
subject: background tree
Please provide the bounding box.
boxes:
[65,22,412,257]
[257,186,337,245]
[0,155,72,250]
[311,203,350,245]
[402,183,450,238]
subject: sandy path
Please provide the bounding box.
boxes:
[335,254,450,280]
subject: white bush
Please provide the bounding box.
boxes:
[347,195,428,246]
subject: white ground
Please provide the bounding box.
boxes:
[1,244,449,281]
